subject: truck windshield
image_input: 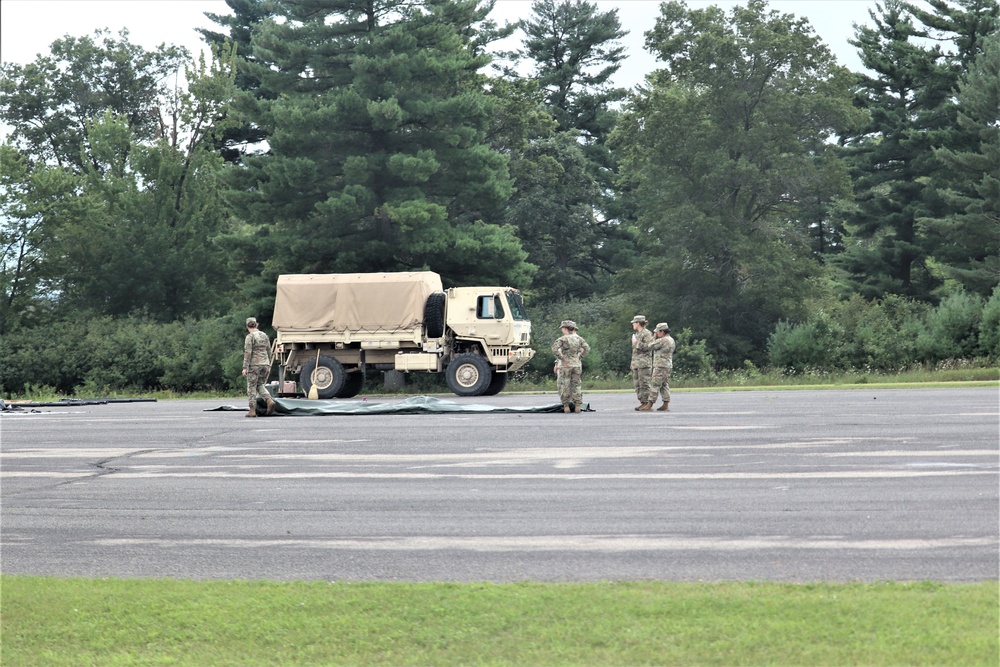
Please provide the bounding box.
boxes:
[505,290,529,321]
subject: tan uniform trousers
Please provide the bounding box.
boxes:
[246,365,272,411]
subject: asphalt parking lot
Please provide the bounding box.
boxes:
[1,387,997,582]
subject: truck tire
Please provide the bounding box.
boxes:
[300,354,346,399]
[424,292,446,339]
[336,371,365,398]
[445,353,493,397]
[482,371,508,396]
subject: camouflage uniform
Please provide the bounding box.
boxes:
[243,318,273,415]
[630,315,654,409]
[648,322,676,411]
[551,320,590,412]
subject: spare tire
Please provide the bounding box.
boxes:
[424,292,446,339]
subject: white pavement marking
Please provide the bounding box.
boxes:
[81,535,998,552]
[2,448,159,458]
[669,425,769,430]
[2,472,96,478]
[6,469,992,480]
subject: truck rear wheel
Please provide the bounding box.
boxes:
[336,371,365,398]
[424,292,446,339]
[300,354,346,399]
[445,353,492,397]
[482,371,508,396]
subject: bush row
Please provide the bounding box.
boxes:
[1,288,996,396]
[767,288,1000,372]
[0,313,248,396]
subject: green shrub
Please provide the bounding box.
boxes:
[0,317,87,394]
[831,294,924,370]
[978,286,1000,359]
[673,328,713,379]
[160,316,246,392]
[768,294,936,372]
[915,290,985,362]
[767,312,844,371]
[79,316,174,392]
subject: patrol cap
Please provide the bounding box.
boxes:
[631,315,647,324]
[560,320,578,330]
[246,317,258,327]
[654,322,670,333]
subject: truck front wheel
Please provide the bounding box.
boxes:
[445,353,493,397]
[300,354,346,399]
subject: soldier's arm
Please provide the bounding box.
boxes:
[243,335,253,370]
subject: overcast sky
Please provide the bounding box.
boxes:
[1,0,882,89]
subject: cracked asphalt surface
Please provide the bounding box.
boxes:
[1,387,997,582]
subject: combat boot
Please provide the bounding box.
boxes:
[638,402,653,411]
[265,396,276,416]
[563,403,571,413]
[634,402,645,411]
[573,403,582,413]
[657,401,670,412]
[245,409,256,418]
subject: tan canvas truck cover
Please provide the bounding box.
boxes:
[272,272,444,333]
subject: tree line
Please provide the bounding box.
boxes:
[1,0,997,394]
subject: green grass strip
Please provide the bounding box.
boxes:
[2,577,997,666]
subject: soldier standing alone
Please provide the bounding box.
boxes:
[551,320,590,413]
[242,317,275,417]
[648,322,676,411]
[630,315,655,411]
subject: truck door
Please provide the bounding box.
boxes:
[476,293,512,349]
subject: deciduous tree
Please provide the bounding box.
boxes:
[0,30,188,171]
[613,0,861,366]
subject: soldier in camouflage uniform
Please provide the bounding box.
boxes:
[630,315,655,411]
[551,320,590,413]
[648,322,676,411]
[242,317,275,417]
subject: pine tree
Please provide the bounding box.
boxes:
[919,31,999,296]
[198,0,276,163]
[837,0,997,301]
[229,0,531,290]
[510,0,632,301]
[836,0,954,300]
[520,0,627,143]
[905,0,998,296]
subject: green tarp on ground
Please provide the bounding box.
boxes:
[214,395,592,416]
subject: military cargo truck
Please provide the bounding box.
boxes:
[272,272,535,398]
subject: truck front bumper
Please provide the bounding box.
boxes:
[505,347,535,373]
